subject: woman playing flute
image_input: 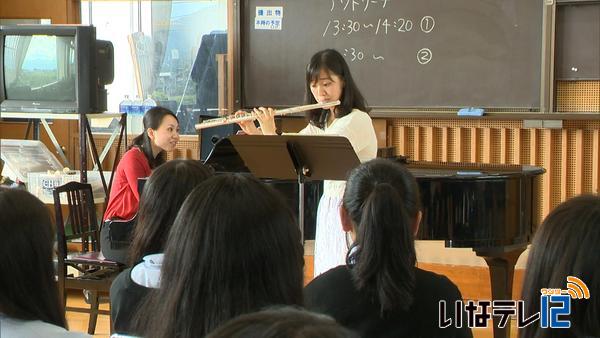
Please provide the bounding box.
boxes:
[238,49,377,277]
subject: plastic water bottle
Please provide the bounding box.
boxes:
[131,96,144,116]
[142,96,157,113]
[119,95,132,114]
[120,95,137,134]
[128,96,143,134]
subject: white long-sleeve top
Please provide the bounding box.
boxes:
[296,109,377,197]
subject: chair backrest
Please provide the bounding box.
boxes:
[53,181,99,260]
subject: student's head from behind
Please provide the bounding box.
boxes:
[128,159,214,264]
[131,106,180,168]
[341,158,421,313]
[0,188,66,328]
[136,174,304,338]
[520,194,600,338]
[304,49,368,127]
[207,306,359,338]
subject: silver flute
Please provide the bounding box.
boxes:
[194,100,340,130]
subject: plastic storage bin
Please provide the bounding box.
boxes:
[27,171,111,204]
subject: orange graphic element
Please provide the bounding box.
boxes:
[566,276,590,299]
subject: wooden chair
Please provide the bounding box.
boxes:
[53,181,123,334]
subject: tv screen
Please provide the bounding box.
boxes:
[0,25,113,114]
[4,34,76,102]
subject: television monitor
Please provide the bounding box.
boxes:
[0,24,114,114]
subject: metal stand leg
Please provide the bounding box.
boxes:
[80,114,88,183]
[298,177,305,244]
[41,118,73,168]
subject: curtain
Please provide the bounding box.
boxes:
[4,36,32,86]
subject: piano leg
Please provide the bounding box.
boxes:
[475,246,526,338]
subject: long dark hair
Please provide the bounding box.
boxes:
[304,49,369,129]
[343,158,420,314]
[520,194,600,338]
[0,188,66,328]
[207,306,359,338]
[134,174,304,337]
[130,106,178,168]
[128,159,213,265]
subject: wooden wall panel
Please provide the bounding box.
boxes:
[556,81,600,112]
[0,0,79,24]
[72,134,200,172]
[0,120,77,167]
[391,119,600,223]
[593,130,600,192]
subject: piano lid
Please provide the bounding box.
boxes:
[411,161,544,248]
[203,137,250,173]
[407,161,545,180]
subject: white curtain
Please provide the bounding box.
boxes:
[4,36,32,86]
[56,36,75,80]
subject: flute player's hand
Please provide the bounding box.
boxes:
[253,107,277,135]
[235,110,262,135]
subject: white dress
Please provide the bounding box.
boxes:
[297,109,377,276]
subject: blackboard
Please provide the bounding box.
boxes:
[240,0,544,111]
[555,3,600,80]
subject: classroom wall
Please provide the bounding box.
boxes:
[2,0,597,245]
[0,1,596,307]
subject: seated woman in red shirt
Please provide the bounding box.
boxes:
[101,106,180,264]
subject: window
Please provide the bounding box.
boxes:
[81,0,228,134]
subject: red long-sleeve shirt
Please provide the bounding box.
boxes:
[103,147,151,221]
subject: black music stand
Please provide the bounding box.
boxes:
[205,134,361,241]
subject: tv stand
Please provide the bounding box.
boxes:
[1,112,126,202]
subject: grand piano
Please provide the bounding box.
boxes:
[409,160,544,338]
[203,138,545,338]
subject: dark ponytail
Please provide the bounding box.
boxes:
[130,106,178,168]
[344,159,420,314]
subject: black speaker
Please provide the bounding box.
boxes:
[199,123,240,161]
